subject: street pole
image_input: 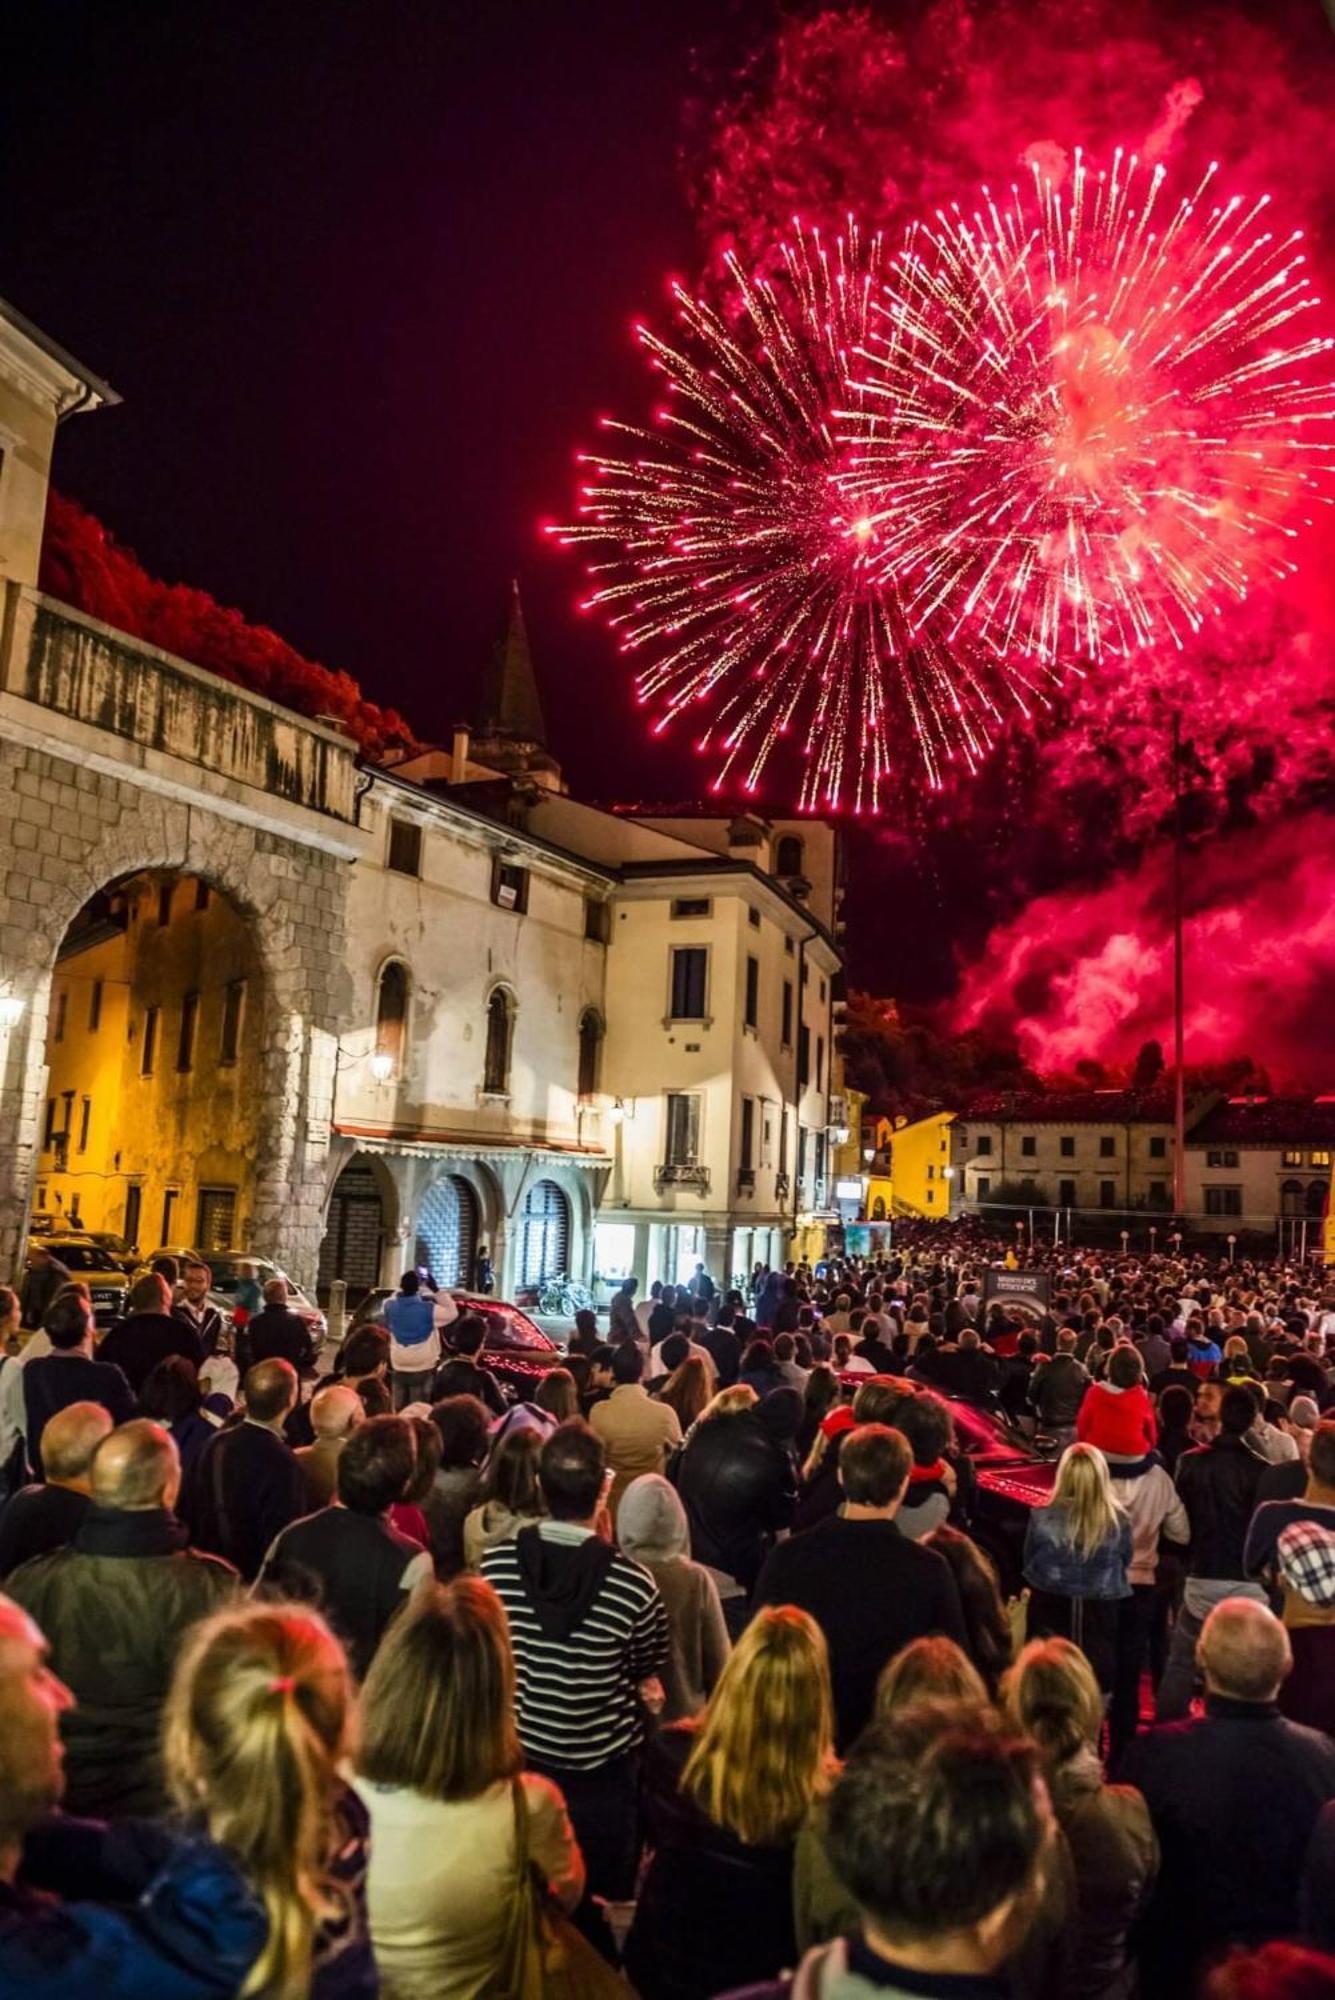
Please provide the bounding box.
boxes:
[1172,714,1187,1217]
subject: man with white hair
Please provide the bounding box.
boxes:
[294,1381,364,1508]
[0,1402,111,1577]
[5,1420,236,1815]
[1122,1597,1335,1989]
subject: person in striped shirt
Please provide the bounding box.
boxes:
[480,1419,668,1904]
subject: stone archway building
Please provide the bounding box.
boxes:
[0,587,359,1286]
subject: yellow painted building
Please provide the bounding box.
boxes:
[861,1109,956,1220]
[37,871,264,1252]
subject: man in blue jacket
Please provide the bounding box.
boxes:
[383,1269,451,1409]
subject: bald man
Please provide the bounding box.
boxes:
[6,1419,236,1816]
[180,1357,306,1579]
[1123,1597,1335,1987]
[0,1402,110,1578]
[295,1382,363,1509]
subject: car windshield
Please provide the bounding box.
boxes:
[207,1258,275,1296]
[949,1398,1032,1458]
[42,1242,122,1274]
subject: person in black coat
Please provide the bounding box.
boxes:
[181,1358,307,1579]
[753,1423,967,1749]
[1123,1598,1335,1992]
[98,1274,202,1395]
[235,1280,315,1375]
[23,1297,134,1477]
[256,1416,431,1676]
[674,1389,797,1607]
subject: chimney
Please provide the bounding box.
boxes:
[451,725,471,785]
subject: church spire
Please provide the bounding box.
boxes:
[477,578,546,747]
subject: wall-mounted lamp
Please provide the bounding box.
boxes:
[369,1050,395,1084]
[0,993,25,1028]
[608,1097,627,1125]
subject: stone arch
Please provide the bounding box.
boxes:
[319,1149,399,1293]
[0,743,351,1285]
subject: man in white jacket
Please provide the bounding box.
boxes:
[1108,1448,1189,1764]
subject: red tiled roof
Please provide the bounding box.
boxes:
[1189,1098,1335,1146]
[959,1090,1176,1124]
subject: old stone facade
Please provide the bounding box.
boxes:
[0,590,359,1286]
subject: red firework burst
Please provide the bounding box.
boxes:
[549,222,1052,813]
[841,150,1335,665]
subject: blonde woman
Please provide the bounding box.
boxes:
[875,1633,991,1718]
[1023,1442,1132,1690]
[1004,1638,1158,2000]
[163,1602,374,1998]
[354,1576,583,1997]
[623,1604,837,1999]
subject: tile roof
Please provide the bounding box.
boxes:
[1189,1097,1335,1146]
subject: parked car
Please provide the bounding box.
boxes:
[344,1288,559,1398]
[30,1233,130,1330]
[144,1247,327,1348]
[70,1230,139,1275]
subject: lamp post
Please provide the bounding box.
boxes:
[1227,1233,1237,1265]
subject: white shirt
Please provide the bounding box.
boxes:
[0,1329,51,1458]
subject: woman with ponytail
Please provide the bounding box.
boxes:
[161,1602,373,1997]
[1003,1637,1158,2000]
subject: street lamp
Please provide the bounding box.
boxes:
[1227,1233,1237,1265]
[369,1050,395,1083]
[862,1147,874,1166]
[0,993,24,1028]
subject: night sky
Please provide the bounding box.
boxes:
[0,2,763,800]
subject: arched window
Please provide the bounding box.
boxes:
[483,986,514,1095]
[1307,1180,1329,1218]
[577,1009,603,1101]
[520,1179,570,1288]
[375,961,409,1073]
[774,834,805,877]
[415,1174,480,1288]
[1281,1178,1305,1217]
[871,1196,886,1221]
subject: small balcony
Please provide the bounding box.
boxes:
[655,1161,711,1195]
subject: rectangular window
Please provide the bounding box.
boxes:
[140,1006,159,1076]
[78,1097,91,1154]
[740,1096,755,1169]
[123,1183,142,1249]
[1313,1152,1332,1169]
[1205,1185,1243,1216]
[176,990,199,1072]
[160,1186,179,1243]
[761,1100,775,1167]
[52,989,67,1044]
[747,906,761,929]
[387,818,423,876]
[670,896,711,919]
[778,1108,788,1174]
[491,859,529,912]
[798,1025,811,1089]
[1149,1180,1168,1204]
[196,1186,237,1253]
[1099,1134,1116,1158]
[1208,1149,1240,1169]
[927,1163,936,1181]
[1100,1179,1116,1208]
[157,882,173,927]
[1059,1135,1075,1157]
[665,1092,701,1165]
[816,1036,825,1091]
[220,981,245,1065]
[781,981,794,1047]
[1149,1135,1167,1159]
[669,947,708,1021]
[88,980,103,1033]
[744,955,759,1030]
[1282,1149,1303,1168]
[43,1099,57,1148]
[1059,1177,1077,1208]
[1020,1134,1036,1157]
[583,898,609,943]
[977,1175,992,1198]
[194,879,210,911]
[977,1134,993,1156]
[784,936,795,957]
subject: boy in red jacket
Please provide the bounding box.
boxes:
[1077,1341,1158,1458]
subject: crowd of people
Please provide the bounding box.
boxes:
[4,1228,1335,1994]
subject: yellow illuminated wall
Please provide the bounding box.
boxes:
[37,872,264,1251]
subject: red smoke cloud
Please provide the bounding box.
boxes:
[688,0,1335,1082]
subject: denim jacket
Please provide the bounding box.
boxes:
[1024,1502,1133,1600]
